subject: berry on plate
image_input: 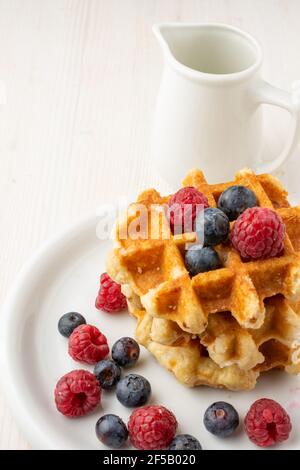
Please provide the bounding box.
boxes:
[128,405,177,450]
[169,434,202,450]
[196,207,230,246]
[58,312,86,338]
[54,370,101,418]
[185,245,221,275]
[94,359,121,390]
[218,185,257,221]
[68,324,109,365]
[111,337,140,368]
[116,373,151,407]
[244,398,292,447]
[95,414,128,448]
[168,186,209,234]
[203,401,239,437]
[231,207,285,259]
[95,273,127,313]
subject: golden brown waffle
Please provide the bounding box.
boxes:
[106,168,300,390]
[201,295,300,372]
[122,286,300,390]
[124,287,259,391]
[108,168,300,334]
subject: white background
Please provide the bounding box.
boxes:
[0,0,300,449]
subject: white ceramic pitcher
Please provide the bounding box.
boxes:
[151,23,300,186]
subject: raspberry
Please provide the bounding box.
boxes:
[168,187,209,234]
[95,273,127,313]
[244,398,292,447]
[128,405,177,450]
[231,207,285,259]
[68,324,109,365]
[54,370,101,418]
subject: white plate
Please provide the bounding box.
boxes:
[1,213,300,450]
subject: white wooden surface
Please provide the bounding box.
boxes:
[0,0,300,449]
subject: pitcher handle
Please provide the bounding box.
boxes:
[251,79,300,173]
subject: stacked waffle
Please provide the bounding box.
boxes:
[106,169,300,390]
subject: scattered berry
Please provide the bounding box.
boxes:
[58,312,86,338]
[185,245,221,275]
[116,374,151,407]
[231,207,285,259]
[203,401,239,437]
[218,185,257,221]
[94,359,121,390]
[68,324,109,365]
[196,207,229,246]
[95,414,128,448]
[168,187,209,234]
[128,405,177,450]
[169,434,202,450]
[95,273,127,313]
[54,370,101,418]
[244,398,292,447]
[112,337,140,368]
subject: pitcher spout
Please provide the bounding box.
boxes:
[153,23,220,78]
[152,23,188,67]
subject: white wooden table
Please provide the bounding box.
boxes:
[0,0,300,449]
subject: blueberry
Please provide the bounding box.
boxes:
[218,185,257,221]
[116,373,151,407]
[57,312,86,337]
[185,245,221,275]
[95,414,128,448]
[196,207,229,246]
[112,337,140,368]
[169,434,202,450]
[203,401,239,437]
[94,359,121,390]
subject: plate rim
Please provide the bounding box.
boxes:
[0,213,100,449]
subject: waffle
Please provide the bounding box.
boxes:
[124,286,260,391]
[108,168,300,334]
[201,295,300,372]
[106,168,300,390]
[121,285,300,390]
